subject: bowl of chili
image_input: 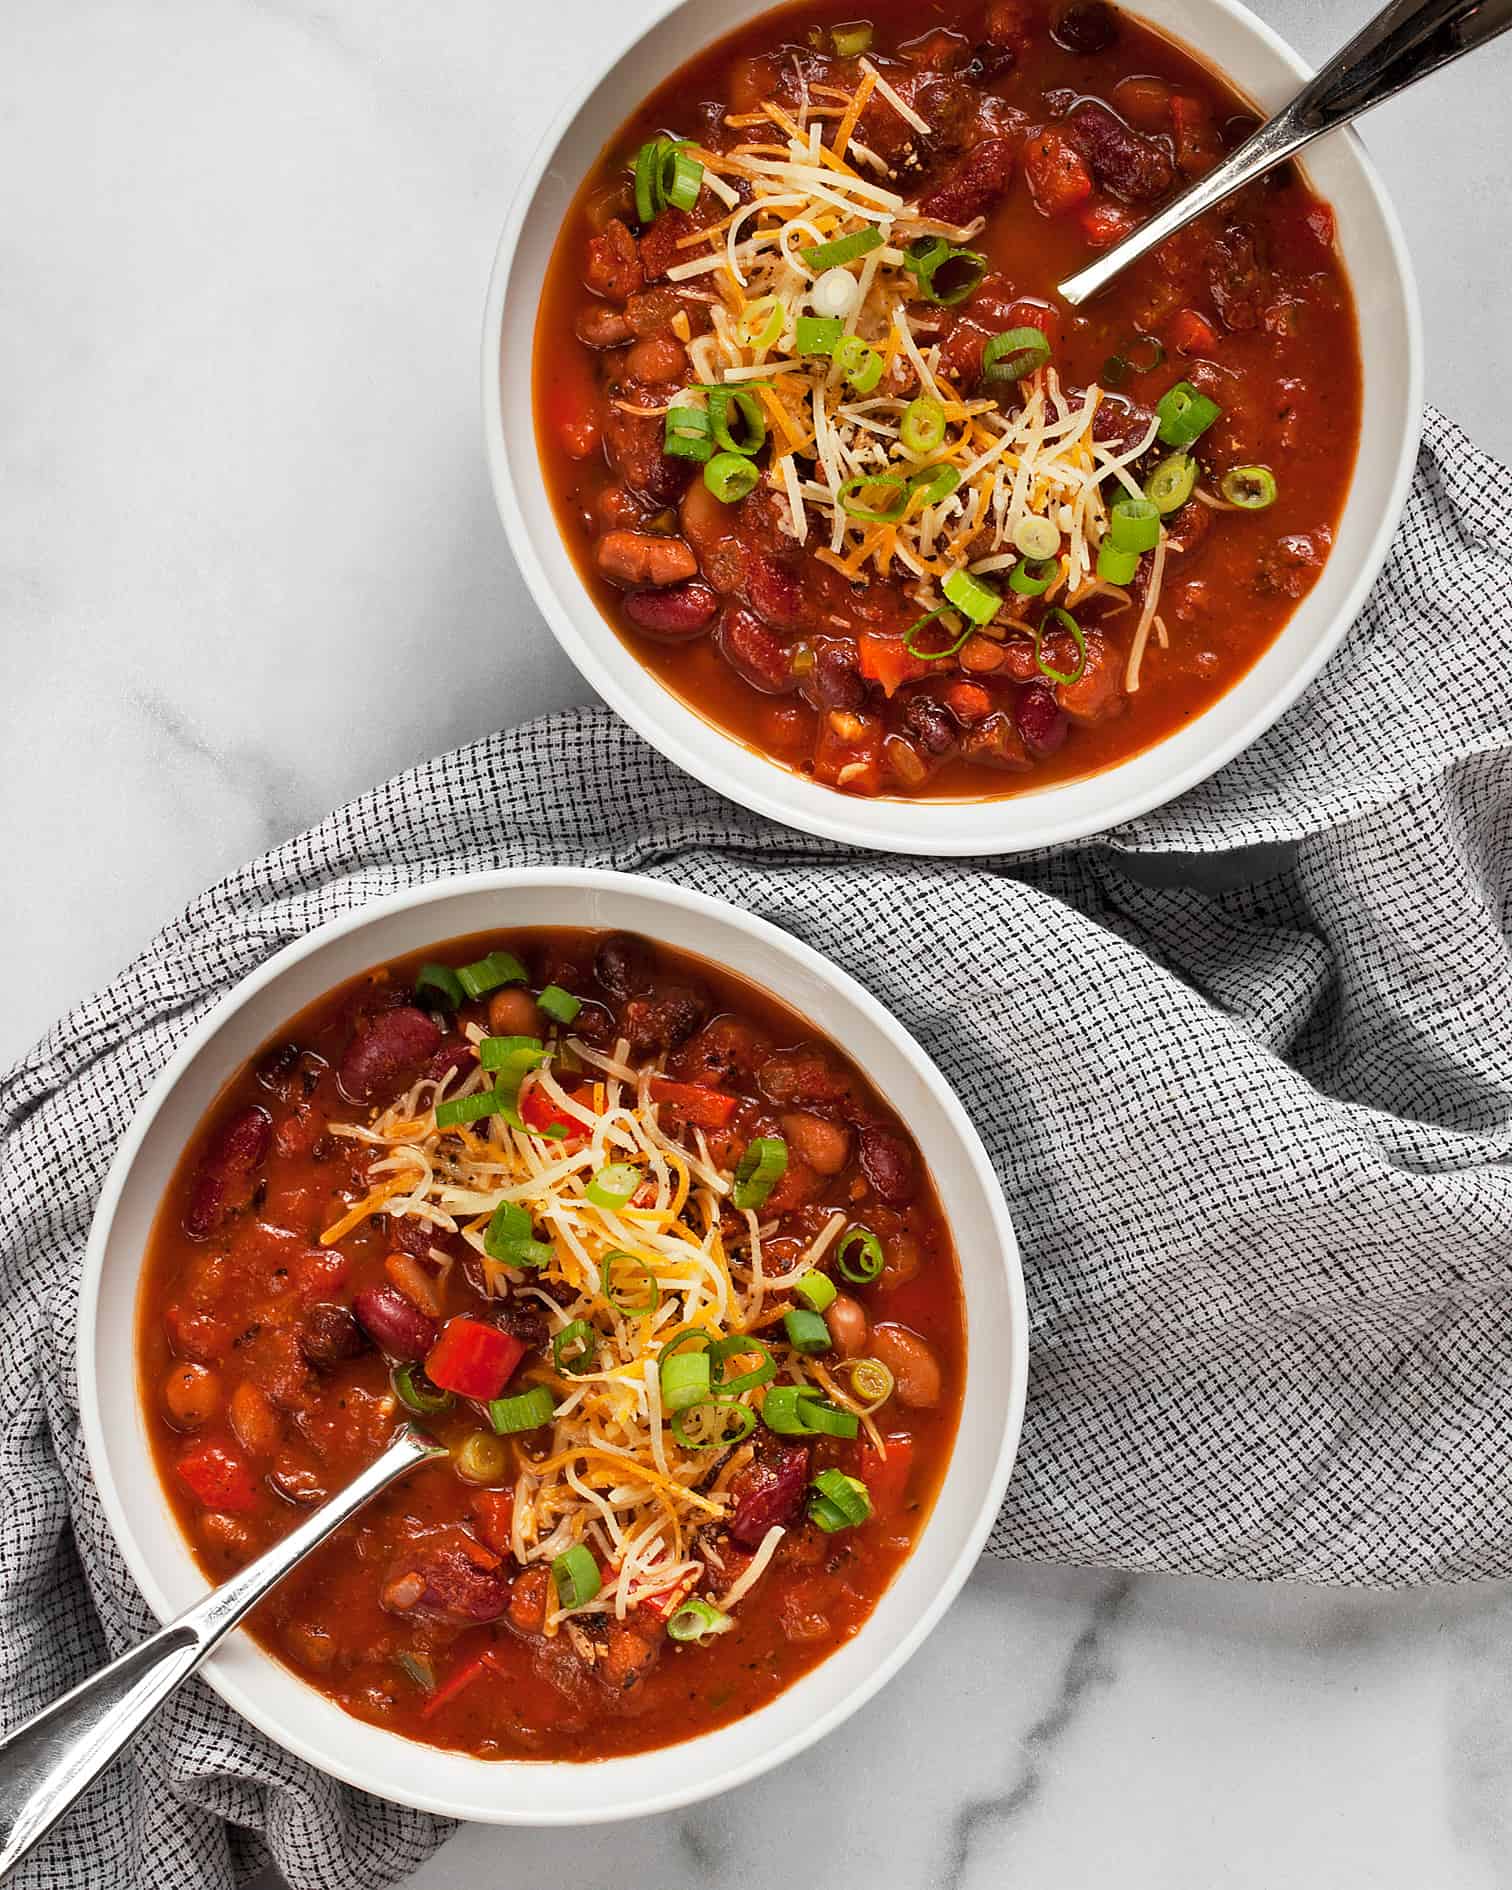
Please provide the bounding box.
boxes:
[485,0,1419,852]
[79,869,1025,1820]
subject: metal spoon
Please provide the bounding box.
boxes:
[1058,0,1512,306]
[0,1426,446,1883]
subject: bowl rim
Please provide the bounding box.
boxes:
[481,0,1423,857]
[77,866,1028,1822]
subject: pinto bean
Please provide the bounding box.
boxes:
[859,1126,918,1205]
[1068,100,1174,203]
[1057,630,1125,726]
[183,1105,272,1238]
[337,1007,441,1106]
[508,1564,551,1634]
[624,580,719,639]
[595,531,699,588]
[962,711,1033,772]
[758,1048,851,1108]
[385,1249,446,1319]
[825,1292,869,1359]
[881,1230,923,1291]
[583,217,642,301]
[917,137,1018,225]
[674,1015,773,1086]
[1015,682,1069,757]
[595,932,655,1001]
[353,1284,436,1361]
[959,633,1007,674]
[488,988,544,1037]
[870,1324,943,1408]
[602,398,693,506]
[780,1111,852,1176]
[575,303,633,348]
[625,334,687,383]
[300,1302,367,1365]
[163,1362,222,1430]
[228,1380,280,1457]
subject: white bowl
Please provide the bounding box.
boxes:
[483,0,1421,856]
[79,868,1026,1823]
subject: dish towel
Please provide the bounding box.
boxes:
[3,405,1511,1889]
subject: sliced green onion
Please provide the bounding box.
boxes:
[900,397,946,455]
[396,1651,435,1690]
[761,1383,817,1434]
[552,1542,600,1606]
[488,1384,556,1434]
[1127,334,1165,373]
[633,138,662,226]
[600,1249,660,1316]
[798,1396,859,1439]
[1008,555,1059,597]
[801,225,884,272]
[483,1199,531,1258]
[664,404,712,462]
[479,1034,545,1071]
[833,335,883,394]
[1156,380,1222,448]
[836,1226,884,1284]
[809,1467,872,1531]
[1095,542,1140,585]
[909,464,962,508]
[454,1429,509,1485]
[783,1306,832,1355]
[1145,451,1198,514]
[537,984,581,1025]
[435,1089,500,1128]
[905,237,988,307]
[667,1595,732,1643]
[982,326,1051,383]
[795,314,843,355]
[942,567,1002,627]
[1012,514,1060,561]
[392,1365,453,1416]
[838,1355,895,1411]
[830,20,874,56]
[903,604,971,661]
[415,964,465,1010]
[1034,606,1087,685]
[1109,495,1161,553]
[1101,353,1131,390]
[553,1319,597,1376]
[709,1333,777,1395]
[660,1346,712,1411]
[707,387,766,456]
[792,1270,837,1313]
[585,1163,641,1210]
[839,472,910,524]
[456,951,528,999]
[666,149,704,213]
[671,1399,757,1449]
[738,296,786,349]
[1219,464,1278,509]
[731,1136,787,1210]
[704,452,760,504]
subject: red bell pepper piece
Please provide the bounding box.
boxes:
[176,1439,259,1513]
[1168,306,1219,358]
[648,1079,739,1129]
[519,1080,579,1140]
[470,1489,516,1556]
[856,633,929,699]
[419,1647,502,1721]
[857,1433,916,1518]
[425,1317,526,1401]
[1022,128,1093,216]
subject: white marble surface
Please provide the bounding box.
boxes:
[5,1,1512,1884]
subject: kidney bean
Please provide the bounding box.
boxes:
[1068,100,1174,203]
[638,206,694,281]
[745,554,806,631]
[859,1126,918,1206]
[1015,682,1069,757]
[728,1444,810,1548]
[494,1300,550,1353]
[903,694,958,758]
[1051,0,1117,52]
[870,1325,942,1408]
[601,401,693,506]
[337,1007,441,1105]
[582,217,642,301]
[799,640,867,713]
[425,1039,474,1090]
[353,1284,436,1361]
[1206,222,1265,331]
[595,531,698,588]
[300,1302,368,1365]
[621,982,710,1054]
[918,137,1017,225]
[717,607,796,695]
[594,932,655,1001]
[1163,500,1212,558]
[1091,392,1157,453]
[757,1048,851,1108]
[624,580,719,639]
[183,1105,272,1238]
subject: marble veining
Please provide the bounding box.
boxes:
[5,0,1512,1883]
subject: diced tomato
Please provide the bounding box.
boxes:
[1081,201,1138,249]
[292,1246,352,1302]
[1167,306,1219,358]
[176,1439,259,1513]
[648,1078,740,1128]
[857,633,929,699]
[419,1647,502,1721]
[425,1317,526,1401]
[471,1488,516,1556]
[857,1433,916,1518]
[1022,128,1093,216]
[519,1080,579,1140]
[1002,298,1060,353]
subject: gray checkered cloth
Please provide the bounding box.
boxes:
[2,406,1510,1888]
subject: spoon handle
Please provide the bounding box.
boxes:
[0,1427,443,1883]
[1059,0,1512,305]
